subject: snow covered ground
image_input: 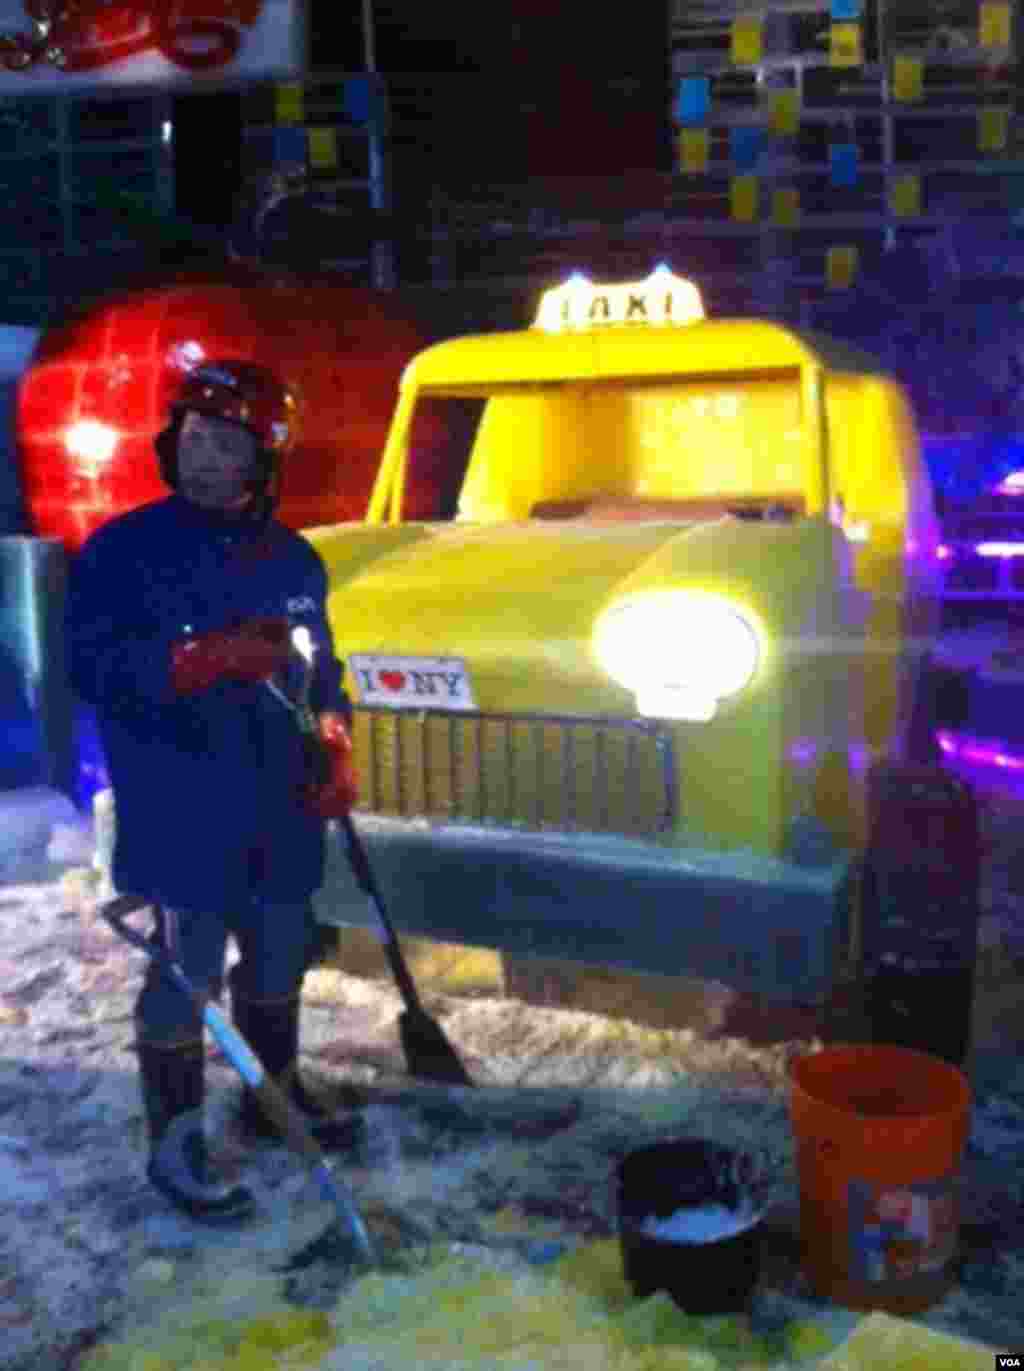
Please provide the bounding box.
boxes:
[0,618,1023,1369]
[0,752,1023,1369]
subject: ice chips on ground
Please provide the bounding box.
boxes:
[79,1240,997,1371]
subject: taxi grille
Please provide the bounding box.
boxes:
[351,706,677,837]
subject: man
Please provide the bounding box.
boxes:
[65,360,361,1224]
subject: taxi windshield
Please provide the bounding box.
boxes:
[408,374,808,525]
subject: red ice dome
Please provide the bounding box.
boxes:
[16,276,446,552]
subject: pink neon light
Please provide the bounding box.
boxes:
[996,470,1024,495]
[937,544,952,561]
[938,730,1024,772]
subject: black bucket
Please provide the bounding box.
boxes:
[615,1138,765,1316]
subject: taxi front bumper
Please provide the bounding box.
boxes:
[314,816,856,1005]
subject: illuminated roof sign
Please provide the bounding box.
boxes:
[534,267,705,333]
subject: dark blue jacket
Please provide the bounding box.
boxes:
[65,493,349,913]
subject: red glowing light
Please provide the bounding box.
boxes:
[16,277,448,552]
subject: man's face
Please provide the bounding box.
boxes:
[176,411,260,512]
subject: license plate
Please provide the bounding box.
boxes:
[348,655,477,711]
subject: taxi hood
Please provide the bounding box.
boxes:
[310,518,706,715]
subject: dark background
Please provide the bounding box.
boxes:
[172,0,673,230]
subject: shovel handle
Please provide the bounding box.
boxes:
[100,892,157,953]
[101,895,208,1011]
[339,813,377,896]
[339,815,424,1014]
[100,895,266,1085]
[100,894,377,1265]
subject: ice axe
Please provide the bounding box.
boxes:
[269,628,475,1089]
[100,893,378,1274]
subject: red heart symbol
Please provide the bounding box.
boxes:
[379,670,406,691]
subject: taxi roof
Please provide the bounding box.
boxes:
[401,318,887,394]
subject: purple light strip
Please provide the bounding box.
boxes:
[937,729,1024,772]
[937,541,1024,559]
[976,542,1024,558]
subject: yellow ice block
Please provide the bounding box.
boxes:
[890,173,921,216]
[274,82,304,124]
[892,54,923,103]
[826,244,859,289]
[308,126,338,169]
[731,13,763,64]
[769,89,800,136]
[772,186,800,227]
[679,128,710,174]
[980,1,1011,48]
[831,22,863,67]
[731,174,759,221]
[979,106,1010,152]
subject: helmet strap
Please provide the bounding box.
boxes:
[243,447,279,525]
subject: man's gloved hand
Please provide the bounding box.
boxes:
[171,617,292,695]
[301,712,359,819]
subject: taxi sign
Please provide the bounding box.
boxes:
[533,267,704,333]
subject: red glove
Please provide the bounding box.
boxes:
[302,712,359,819]
[171,617,291,695]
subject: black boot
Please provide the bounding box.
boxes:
[229,980,364,1153]
[138,1039,256,1224]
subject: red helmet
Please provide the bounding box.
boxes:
[170,359,298,453]
[155,359,299,504]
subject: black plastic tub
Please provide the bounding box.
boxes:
[615,1138,765,1316]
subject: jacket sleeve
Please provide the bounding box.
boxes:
[304,549,353,725]
[64,526,180,723]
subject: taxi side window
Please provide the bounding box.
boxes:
[407,397,485,520]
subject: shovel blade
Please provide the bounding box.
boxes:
[399,1008,474,1086]
[277,1221,367,1273]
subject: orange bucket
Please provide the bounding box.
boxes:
[789,1045,971,1315]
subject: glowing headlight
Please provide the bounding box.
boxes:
[592,591,762,721]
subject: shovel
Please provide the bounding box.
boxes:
[101,893,378,1273]
[265,630,475,1089]
[339,812,475,1088]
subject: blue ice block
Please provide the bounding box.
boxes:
[829,142,859,187]
[677,77,710,126]
[731,126,765,172]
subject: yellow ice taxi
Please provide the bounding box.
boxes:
[308,270,942,1003]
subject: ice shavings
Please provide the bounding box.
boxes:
[0,785,82,879]
[638,1203,764,1244]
